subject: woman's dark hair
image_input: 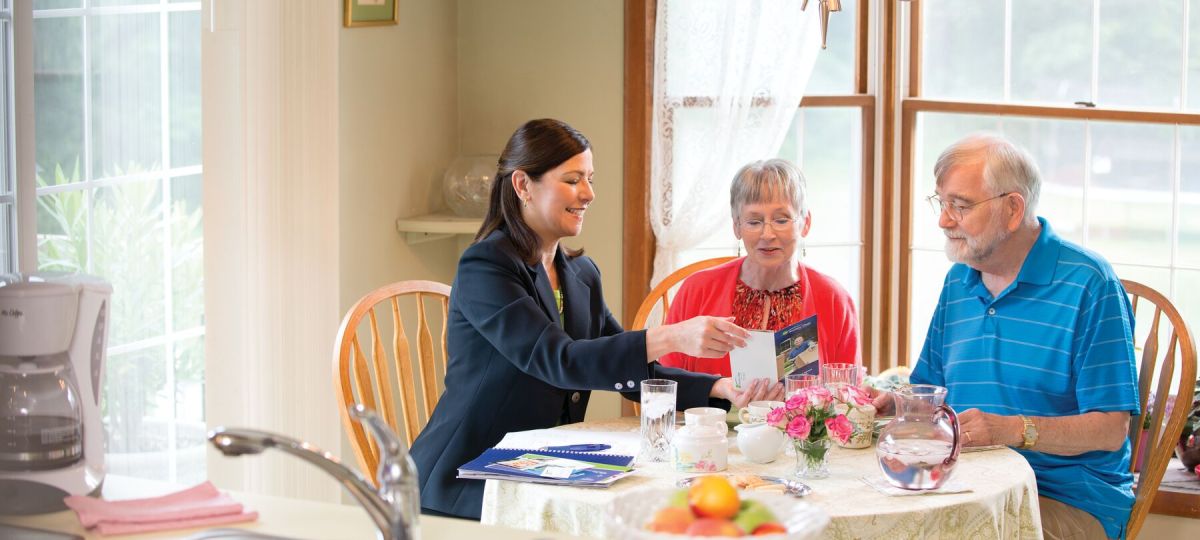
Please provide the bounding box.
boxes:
[474,118,591,263]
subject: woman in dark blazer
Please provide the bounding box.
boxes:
[410,119,782,519]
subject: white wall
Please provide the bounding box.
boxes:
[457,0,626,419]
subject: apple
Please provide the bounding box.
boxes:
[667,488,690,509]
[733,499,777,535]
[752,522,788,535]
[685,518,744,537]
[646,506,695,534]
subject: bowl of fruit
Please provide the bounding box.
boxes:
[607,476,828,539]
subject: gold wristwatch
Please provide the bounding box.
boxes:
[1017,414,1038,449]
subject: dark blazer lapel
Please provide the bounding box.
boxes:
[559,256,591,339]
[528,260,562,326]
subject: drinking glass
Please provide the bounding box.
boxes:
[821,363,864,390]
[640,379,677,462]
[785,373,819,398]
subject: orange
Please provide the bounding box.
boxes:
[688,476,741,520]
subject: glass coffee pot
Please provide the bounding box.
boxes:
[875,384,961,490]
[0,354,84,472]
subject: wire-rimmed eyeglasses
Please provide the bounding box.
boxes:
[926,192,1012,222]
[739,217,797,234]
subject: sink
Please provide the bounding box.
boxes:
[182,528,301,540]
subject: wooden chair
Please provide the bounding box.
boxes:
[631,256,737,331]
[333,280,451,481]
[1123,279,1197,539]
[622,256,736,416]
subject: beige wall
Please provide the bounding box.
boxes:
[460,0,625,419]
[339,0,460,309]
[457,0,625,419]
[456,0,625,311]
[326,0,628,419]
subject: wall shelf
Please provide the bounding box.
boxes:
[395,212,481,244]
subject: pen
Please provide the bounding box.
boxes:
[541,443,612,452]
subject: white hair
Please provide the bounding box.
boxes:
[729,159,808,220]
[934,133,1041,224]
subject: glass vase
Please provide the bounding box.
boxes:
[442,155,499,217]
[793,438,832,479]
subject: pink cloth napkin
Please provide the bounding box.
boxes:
[64,481,258,536]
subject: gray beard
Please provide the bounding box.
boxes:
[944,215,1010,265]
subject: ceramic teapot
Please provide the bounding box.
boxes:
[734,422,784,464]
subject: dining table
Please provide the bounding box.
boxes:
[480,416,1044,539]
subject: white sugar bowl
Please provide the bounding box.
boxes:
[735,422,784,464]
[672,423,728,472]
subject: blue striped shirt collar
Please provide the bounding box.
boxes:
[1015,217,1059,287]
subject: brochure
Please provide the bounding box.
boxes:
[457,447,635,488]
[729,314,819,389]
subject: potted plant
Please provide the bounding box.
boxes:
[1176,380,1200,473]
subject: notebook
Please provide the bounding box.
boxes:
[457,447,635,487]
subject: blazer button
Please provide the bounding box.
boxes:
[571,392,581,403]
[614,383,623,390]
[626,380,635,389]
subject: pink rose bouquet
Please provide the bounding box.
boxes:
[767,385,855,446]
[768,385,863,478]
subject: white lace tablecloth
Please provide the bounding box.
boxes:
[480,417,1043,539]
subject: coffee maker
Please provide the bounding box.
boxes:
[0,273,111,514]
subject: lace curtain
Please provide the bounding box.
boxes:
[649,0,823,285]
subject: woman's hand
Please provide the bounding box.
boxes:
[646,316,749,361]
[710,378,784,409]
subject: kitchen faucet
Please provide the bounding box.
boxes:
[208,405,419,540]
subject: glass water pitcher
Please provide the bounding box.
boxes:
[875,384,961,490]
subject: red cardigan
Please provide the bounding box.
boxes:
[659,257,861,376]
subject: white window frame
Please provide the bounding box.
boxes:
[15,0,203,483]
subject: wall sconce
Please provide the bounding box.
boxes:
[802,0,842,49]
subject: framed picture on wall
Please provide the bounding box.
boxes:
[344,0,398,28]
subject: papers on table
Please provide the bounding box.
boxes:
[494,428,643,458]
[457,448,634,487]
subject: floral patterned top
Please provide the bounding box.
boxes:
[732,279,804,331]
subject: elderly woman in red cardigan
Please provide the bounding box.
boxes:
[659,159,861,376]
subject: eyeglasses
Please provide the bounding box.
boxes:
[739,217,797,233]
[926,192,1012,222]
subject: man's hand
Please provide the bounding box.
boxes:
[866,386,896,415]
[957,408,1021,447]
[711,378,784,409]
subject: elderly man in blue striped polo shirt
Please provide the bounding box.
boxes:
[879,134,1140,539]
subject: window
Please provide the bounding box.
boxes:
[903,0,1200,363]
[27,0,203,484]
[628,0,1199,375]
[635,0,874,350]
